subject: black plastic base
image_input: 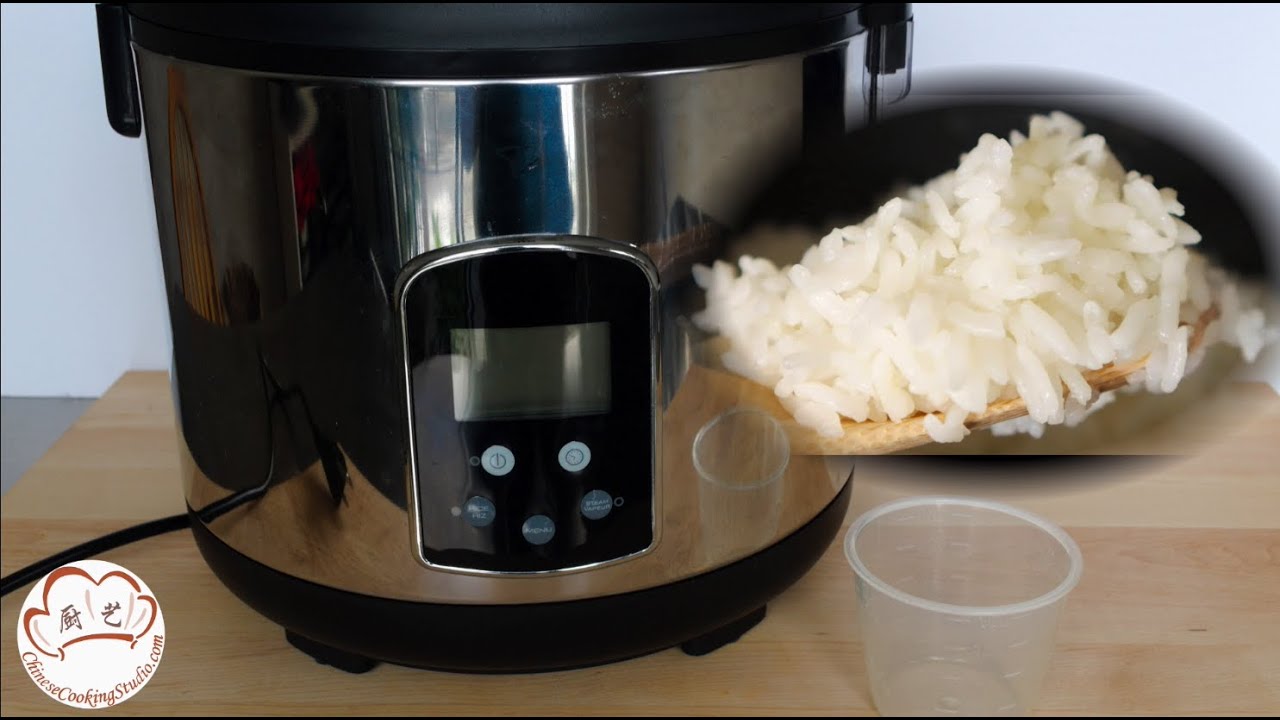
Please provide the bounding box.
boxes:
[190,480,849,673]
[283,603,771,674]
[680,605,767,657]
[286,629,379,674]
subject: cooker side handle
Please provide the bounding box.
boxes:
[95,3,142,138]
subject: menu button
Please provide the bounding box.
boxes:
[521,515,556,546]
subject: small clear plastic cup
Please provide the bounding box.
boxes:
[844,497,1083,717]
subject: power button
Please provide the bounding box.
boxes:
[480,445,515,477]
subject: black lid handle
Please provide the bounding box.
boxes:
[96,3,141,138]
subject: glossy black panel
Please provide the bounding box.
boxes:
[401,243,656,573]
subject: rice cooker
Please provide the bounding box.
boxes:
[96,2,913,672]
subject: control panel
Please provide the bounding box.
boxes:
[398,237,658,574]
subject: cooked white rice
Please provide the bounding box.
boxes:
[693,112,1277,443]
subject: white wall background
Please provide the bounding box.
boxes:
[2,3,169,397]
[3,3,1279,397]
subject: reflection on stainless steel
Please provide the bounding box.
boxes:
[166,69,228,326]
[694,407,793,563]
[138,37,866,603]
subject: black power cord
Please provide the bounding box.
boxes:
[0,352,286,599]
[0,513,191,598]
[0,484,268,598]
[0,349,355,599]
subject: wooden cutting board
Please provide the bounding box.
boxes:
[2,371,1277,716]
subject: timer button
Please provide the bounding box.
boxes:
[557,441,591,472]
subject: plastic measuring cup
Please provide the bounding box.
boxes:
[844,497,1083,717]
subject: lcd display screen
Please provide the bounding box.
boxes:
[450,322,611,421]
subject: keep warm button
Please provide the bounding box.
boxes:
[521,515,556,545]
[580,490,613,520]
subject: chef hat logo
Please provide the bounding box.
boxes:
[22,566,158,661]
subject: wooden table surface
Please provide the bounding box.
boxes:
[2,371,1278,716]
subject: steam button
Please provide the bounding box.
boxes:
[580,490,613,520]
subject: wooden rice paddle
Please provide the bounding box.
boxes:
[696,306,1220,456]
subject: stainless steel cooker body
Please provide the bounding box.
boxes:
[140,41,869,604]
[96,1,913,671]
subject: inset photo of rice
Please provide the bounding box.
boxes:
[689,75,1279,455]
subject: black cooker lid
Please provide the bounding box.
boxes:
[115,3,909,78]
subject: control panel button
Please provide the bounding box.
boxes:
[580,490,613,520]
[461,496,496,528]
[521,515,556,545]
[480,445,515,476]
[557,441,592,472]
